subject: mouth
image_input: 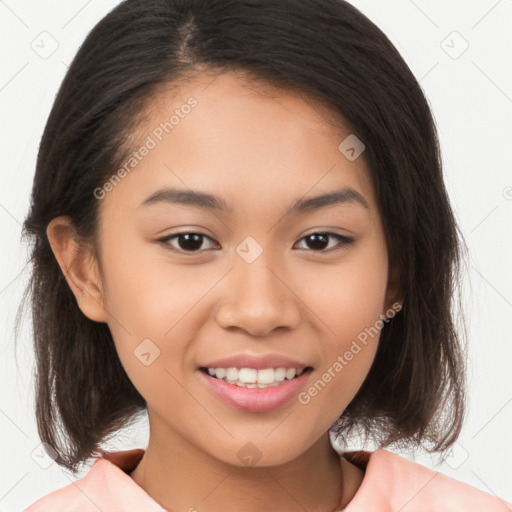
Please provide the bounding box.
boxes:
[198,365,313,412]
[199,366,313,388]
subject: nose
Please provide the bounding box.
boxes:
[214,254,301,337]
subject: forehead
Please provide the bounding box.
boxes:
[147,68,349,135]
[99,70,376,218]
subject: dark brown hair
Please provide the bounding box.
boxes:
[17,0,468,473]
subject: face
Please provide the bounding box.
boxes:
[88,70,394,466]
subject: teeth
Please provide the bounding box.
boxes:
[257,368,277,384]
[205,366,307,387]
[238,368,257,383]
[226,368,239,381]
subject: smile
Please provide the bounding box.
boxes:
[203,366,307,388]
[199,366,313,412]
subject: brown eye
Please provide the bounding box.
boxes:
[158,232,218,253]
[295,232,355,252]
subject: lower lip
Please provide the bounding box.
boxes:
[198,369,311,412]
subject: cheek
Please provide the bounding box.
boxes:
[100,231,204,332]
[300,243,387,397]
[305,248,388,339]
[98,232,217,387]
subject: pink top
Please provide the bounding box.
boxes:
[25,447,511,511]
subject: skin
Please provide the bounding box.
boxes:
[47,70,402,512]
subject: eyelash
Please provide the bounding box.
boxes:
[157,231,355,255]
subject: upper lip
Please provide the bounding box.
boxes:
[201,353,311,370]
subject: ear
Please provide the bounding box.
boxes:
[385,261,404,313]
[46,216,108,323]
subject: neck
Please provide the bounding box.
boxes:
[129,415,361,512]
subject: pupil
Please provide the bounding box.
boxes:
[179,233,203,251]
[307,233,328,250]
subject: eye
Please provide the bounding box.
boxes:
[157,231,355,255]
[294,232,355,252]
[158,232,218,253]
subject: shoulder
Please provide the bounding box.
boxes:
[342,448,512,512]
[24,449,165,512]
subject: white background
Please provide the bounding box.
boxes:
[1,0,511,509]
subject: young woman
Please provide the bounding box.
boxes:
[20,0,511,510]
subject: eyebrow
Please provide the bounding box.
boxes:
[139,186,370,214]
